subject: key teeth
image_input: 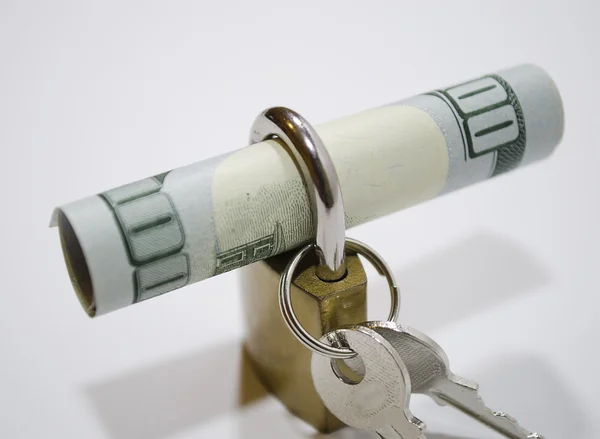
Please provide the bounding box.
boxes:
[429,375,478,407]
[451,374,478,391]
[493,411,518,423]
[405,411,427,439]
[412,416,426,433]
[489,400,544,438]
[449,376,545,439]
[389,415,426,439]
[487,398,546,439]
[492,406,546,438]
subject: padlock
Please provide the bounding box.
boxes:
[239,107,369,432]
[238,107,402,433]
[240,249,367,432]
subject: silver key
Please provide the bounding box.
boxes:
[363,321,544,439]
[311,325,426,439]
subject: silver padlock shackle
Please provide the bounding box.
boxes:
[250,106,346,281]
[250,106,400,359]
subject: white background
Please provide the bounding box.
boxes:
[1,1,599,438]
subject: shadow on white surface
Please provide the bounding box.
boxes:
[84,232,572,439]
[383,232,551,333]
[471,355,589,438]
[85,343,267,439]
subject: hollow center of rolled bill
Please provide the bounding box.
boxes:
[58,212,96,317]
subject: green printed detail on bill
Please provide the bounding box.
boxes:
[427,73,527,176]
[100,175,190,303]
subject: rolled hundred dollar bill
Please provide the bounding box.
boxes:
[52,64,564,317]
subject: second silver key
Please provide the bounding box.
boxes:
[364,321,544,439]
[311,325,426,439]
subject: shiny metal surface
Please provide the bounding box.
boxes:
[249,107,346,281]
[280,238,400,359]
[311,325,426,438]
[362,321,545,439]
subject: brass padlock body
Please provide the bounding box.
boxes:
[240,250,367,433]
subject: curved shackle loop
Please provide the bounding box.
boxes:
[249,107,346,281]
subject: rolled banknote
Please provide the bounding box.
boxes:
[52,64,564,317]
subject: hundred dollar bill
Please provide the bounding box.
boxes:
[52,64,564,317]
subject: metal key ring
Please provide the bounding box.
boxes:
[249,107,346,281]
[279,238,400,359]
